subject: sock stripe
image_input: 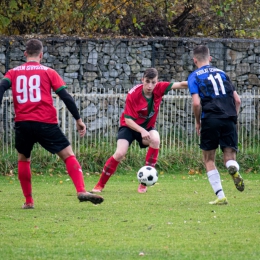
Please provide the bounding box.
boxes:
[215,189,223,195]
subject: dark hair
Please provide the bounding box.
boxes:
[143,68,158,79]
[25,39,43,56]
[193,45,210,61]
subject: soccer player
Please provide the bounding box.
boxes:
[91,68,188,193]
[0,39,104,209]
[188,45,244,205]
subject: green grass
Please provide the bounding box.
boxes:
[0,171,260,260]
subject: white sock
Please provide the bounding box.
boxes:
[226,160,239,171]
[207,169,225,199]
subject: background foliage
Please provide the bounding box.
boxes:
[0,0,259,38]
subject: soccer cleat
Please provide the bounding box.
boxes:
[228,166,245,192]
[77,192,104,205]
[137,184,147,193]
[209,197,228,205]
[22,203,34,209]
[91,184,103,193]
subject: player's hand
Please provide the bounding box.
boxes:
[196,122,201,136]
[76,118,86,137]
[141,129,150,140]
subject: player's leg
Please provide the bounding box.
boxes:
[203,150,228,205]
[143,129,160,167]
[221,119,244,192]
[18,153,34,209]
[37,123,103,204]
[137,129,160,193]
[57,146,104,204]
[57,146,85,192]
[92,139,129,192]
[38,124,85,193]
[223,147,244,192]
[200,119,227,205]
[14,122,35,209]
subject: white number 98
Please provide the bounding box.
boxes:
[16,75,41,103]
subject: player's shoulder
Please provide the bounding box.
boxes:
[208,66,225,74]
[188,69,198,81]
[156,81,170,86]
[41,64,54,72]
[8,62,27,72]
[153,81,171,92]
[128,84,143,95]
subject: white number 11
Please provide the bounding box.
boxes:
[208,73,226,95]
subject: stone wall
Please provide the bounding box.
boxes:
[0,37,260,141]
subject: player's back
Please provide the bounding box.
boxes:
[188,65,237,119]
[4,62,65,124]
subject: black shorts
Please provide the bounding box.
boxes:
[200,118,238,151]
[14,121,70,158]
[117,126,156,148]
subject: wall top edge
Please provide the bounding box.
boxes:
[0,35,260,44]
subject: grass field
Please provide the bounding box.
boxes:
[0,171,259,260]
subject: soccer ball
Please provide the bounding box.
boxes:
[137,166,158,186]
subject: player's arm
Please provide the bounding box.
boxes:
[56,88,86,137]
[191,93,201,135]
[233,91,241,115]
[171,81,188,90]
[125,118,150,140]
[0,79,10,105]
[226,74,241,115]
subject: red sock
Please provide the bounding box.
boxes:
[18,161,33,204]
[145,147,159,167]
[97,156,119,188]
[65,155,85,193]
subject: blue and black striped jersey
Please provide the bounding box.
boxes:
[188,65,237,119]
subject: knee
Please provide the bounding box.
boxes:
[150,138,160,148]
[148,131,160,148]
[113,151,126,162]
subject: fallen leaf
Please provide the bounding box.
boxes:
[188,169,195,175]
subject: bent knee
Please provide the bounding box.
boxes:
[149,137,160,148]
[113,151,127,161]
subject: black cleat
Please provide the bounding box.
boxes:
[77,192,104,204]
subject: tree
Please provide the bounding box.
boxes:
[0,0,259,38]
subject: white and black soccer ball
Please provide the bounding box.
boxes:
[137,166,158,186]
